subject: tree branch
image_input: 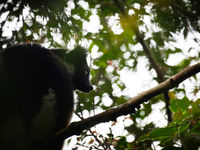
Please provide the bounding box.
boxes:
[134,28,165,82]
[134,27,172,122]
[113,0,173,122]
[55,62,200,140]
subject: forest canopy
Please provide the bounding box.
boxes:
[0,0,200,149]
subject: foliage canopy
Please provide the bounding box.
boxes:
[1,0,200,149]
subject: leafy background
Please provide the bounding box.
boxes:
[1,0,200,149]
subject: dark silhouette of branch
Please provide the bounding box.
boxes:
[134,27,172,122]
[112,0,172,122]
[55,62,200,140]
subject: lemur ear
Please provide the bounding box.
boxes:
[52,46,93,92]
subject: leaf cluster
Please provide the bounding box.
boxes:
[138,97,200,149]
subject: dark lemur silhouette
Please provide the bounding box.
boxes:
[0,43,93,150]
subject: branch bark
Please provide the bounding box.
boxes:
[55,62,200,140]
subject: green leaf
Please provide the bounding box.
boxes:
[116,137,128,150]
[139,127,176,142]
[170,97,190,113]
[179,123,189,133]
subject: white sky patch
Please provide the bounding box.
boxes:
[120,57,158,97]
[102,93,113,107]
[166,53,185,66]
[107,14,123,35]
[171,31,200,56]
[22,6,31,18]
[135,102,168,128]
[166,31,200,66]
[128,9,135,15]
[83,14,102,34]
[78,0,89,10]
[65,0,75,17]
[0,11,9,23]
[124,116,133,127]
[126,134,135,143]
[90,45,103,60]
[2,16,23,38]
[133,3,141,10]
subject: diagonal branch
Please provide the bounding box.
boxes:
[134,28,165,82]
[55,62,200,140]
